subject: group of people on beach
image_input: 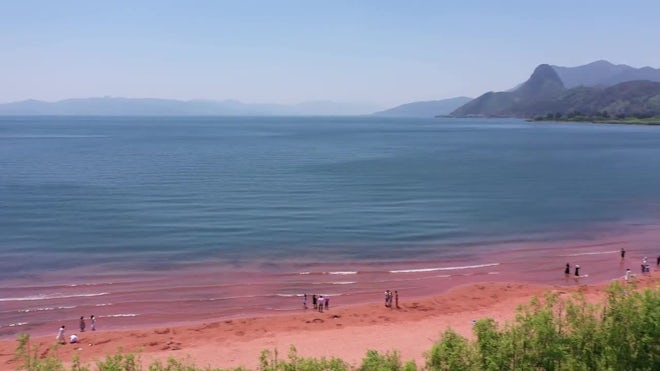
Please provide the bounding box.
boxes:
[624,248,658,276]
[55,315,96,344]
[303,294,330,312]
[565,248,659,283]
[640,256,654,274]
[301,290,401,312]
[623,250,658,281]
[564,263,582,277]
[384,290,399,308]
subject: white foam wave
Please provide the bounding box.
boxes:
[563,250,618,257]
[389,263,499,274]
[95,303,112,307]
[8,322,28,327]
[298,272,311,275]
[101,313,137,318]
[208,294,262,301]
[18,305,76,313]
[0,292,110,302]
[487,272,500,275]
[0,134,107,139]
[327,271,358,275]
[330,281,355,285]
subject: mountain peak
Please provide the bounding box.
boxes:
[515,64,565,99]
[588,60,616,67]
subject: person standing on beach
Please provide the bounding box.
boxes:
[642,257,648,273]
[574,265,580,277]
[395,290,399,308]
[324,296,329,310]
[318,296,324,312]
[303,294,308,309]
[312,294,317,310]
[79,316,85,332]
[621,248,626,259]
[56,325,65,344]
[564,263,570,276]
[624,269,632,282]
[90,315,96,331]
[384,291,389,307]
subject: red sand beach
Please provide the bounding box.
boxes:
[2,224,659,369]
[1,270,657,369]
[4,224,660,342]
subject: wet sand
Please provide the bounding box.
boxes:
[4,224,659,341]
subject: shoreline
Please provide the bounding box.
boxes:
[2,225,659,340]
[1,273,657,370]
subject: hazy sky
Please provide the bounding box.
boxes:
[2,1,659,107]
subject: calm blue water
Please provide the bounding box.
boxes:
[2,116,660,278]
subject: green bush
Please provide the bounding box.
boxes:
[258,345,349,371]
[14,333,66,371]
[425,328,475,371]
[358,349,406,371]
[96,351,141,371]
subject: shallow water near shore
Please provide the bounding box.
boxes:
[1,116,659,338]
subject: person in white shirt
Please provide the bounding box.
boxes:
[56,325,65,344]
[69,334,79,344]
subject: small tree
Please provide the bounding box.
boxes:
[14,333,66,371]
[426,328,475,371]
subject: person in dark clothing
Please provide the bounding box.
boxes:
[574,265,580,277]
[564,263,570,275]
[312,294,317,309]
[620,248,626,259]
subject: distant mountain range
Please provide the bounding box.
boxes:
[452,61,660,118]
[372,97,472,117]
[552,60,660,88]
[0,97,379,116]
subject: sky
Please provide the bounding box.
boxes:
[2,0,659,108]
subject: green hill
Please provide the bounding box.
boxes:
[452,64,565,117]
[451,64,660,120]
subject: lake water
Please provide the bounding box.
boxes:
[1,116,659,337]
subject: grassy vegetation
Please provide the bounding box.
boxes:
[531,111,660,125]
[12,282,659,370]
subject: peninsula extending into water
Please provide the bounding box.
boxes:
[447,61,660,124]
